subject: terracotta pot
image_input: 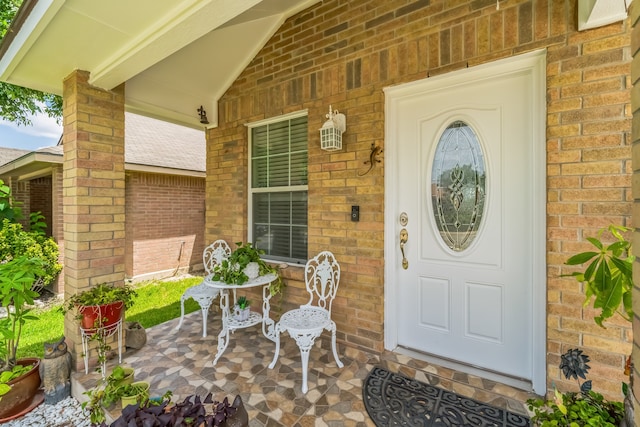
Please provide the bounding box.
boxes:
[79,301,124,329]
[0,358,41,419]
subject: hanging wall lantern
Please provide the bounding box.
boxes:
[319,105,346,151]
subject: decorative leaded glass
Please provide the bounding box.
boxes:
[431,121,486,252]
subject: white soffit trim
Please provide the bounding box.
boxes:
[0,0,64,84]
[578,0,631,31]
[90,0,264,90]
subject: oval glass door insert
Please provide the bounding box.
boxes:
[431,120,486,252]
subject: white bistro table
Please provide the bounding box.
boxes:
[204,272,278,365]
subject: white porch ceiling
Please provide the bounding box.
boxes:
[0,0,321,129]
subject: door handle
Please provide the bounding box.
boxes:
[399,228,408,269]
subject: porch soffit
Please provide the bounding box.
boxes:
[0,0,321,129]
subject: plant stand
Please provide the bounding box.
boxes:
[80,318,123,377]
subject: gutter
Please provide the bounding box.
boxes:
[125,163,205,178]
[0,151,205,180]
[0,150,62,172]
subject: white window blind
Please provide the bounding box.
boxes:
[250,115,308,263]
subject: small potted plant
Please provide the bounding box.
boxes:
[233,296,251,321]
[82,367,145,424]
[118,381,150,408]
[212,242,284,295]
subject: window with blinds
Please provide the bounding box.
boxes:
[249,114,308,264]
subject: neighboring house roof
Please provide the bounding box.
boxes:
[0,113,205,180]
[0,147,30,165]
[125,113,205,173]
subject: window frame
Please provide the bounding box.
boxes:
[247,110,309,265]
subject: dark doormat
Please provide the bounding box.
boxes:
[363,366,530,426]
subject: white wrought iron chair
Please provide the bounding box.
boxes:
[268,250,344,393]
[175,240,231,337]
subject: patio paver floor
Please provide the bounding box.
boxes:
[72,311,535,426]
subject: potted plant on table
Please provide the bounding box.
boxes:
[0,255,46,420]
[233,296,251,321]
[211,242,284,295]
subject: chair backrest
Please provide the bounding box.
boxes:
[303,251,340,314]
[203,240,231,274]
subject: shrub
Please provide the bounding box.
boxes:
[0,219,62,286]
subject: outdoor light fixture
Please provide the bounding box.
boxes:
[319,105,346,151]
[198,105,209,125]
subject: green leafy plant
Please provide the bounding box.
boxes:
[28,211,47,236]
[107,365,133,386]
[212,242,284,295]
[60,283,137,316]
[0,256,45,371]
[527,348,624,426]
[0,364,31,400]
[0,179,22,224]
[0,218,62,286]
[83,366,152,425]
[236,296,250,310]
[564,224,633,327]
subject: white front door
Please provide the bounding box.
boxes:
[384,51,546,393]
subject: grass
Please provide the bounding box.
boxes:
[17,276,203,359]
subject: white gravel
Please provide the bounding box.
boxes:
[4,397,91,427]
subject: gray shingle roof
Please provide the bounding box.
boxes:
[1,113,206,172]
[0,147,30,166]
[124,112,205,172]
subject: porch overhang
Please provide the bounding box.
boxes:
[0,0,321,129]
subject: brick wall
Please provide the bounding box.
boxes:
[207,0,632,398]
[125,172,206,280]
[29,176,53,235]
[9,178,29,228]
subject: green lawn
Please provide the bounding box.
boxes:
[17,276,203,359]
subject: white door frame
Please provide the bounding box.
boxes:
[383,49,547,395]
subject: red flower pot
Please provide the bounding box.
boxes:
[79,301,124,330]
[0,358,41,420]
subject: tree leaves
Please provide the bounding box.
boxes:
[564,225,634,327]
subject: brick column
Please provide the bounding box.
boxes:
[62,70,126,370]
